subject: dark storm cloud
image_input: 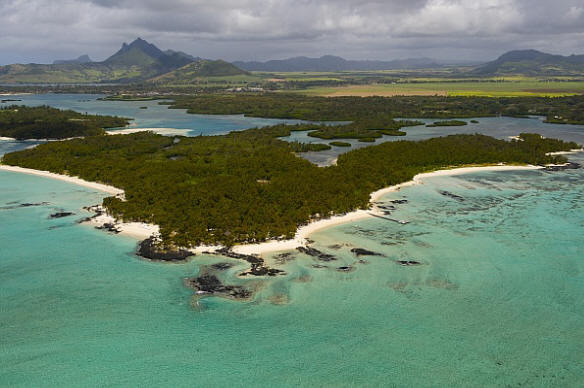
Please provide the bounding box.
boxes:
[1,0,583,64]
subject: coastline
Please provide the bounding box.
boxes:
[106,128,192,136]
[230,164,542,255]
[0,162,567,256]
[0,164,158,240]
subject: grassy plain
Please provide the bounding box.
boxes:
[291,80,584,97]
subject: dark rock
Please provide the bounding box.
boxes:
[336,266,354,272]
[1,201,50,210]
[297,246,337,261]
[438,190,465,202]
[351,248,384,257]
[49,211,75,219]
[76,216,93,224]
[544,162,581,171]
[211,262,234,270]
[96,223,121,234]
[136,237,193,262]
[185,273,251,300]
[396,260,423,266]
[390,199,408,204]
[215,247,285,277]
[274,252,295,264]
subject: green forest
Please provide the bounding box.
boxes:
[0,105,129,140]
[162,94,584,125]
[3,127,577,248]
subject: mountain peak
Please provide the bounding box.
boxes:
[475,49,584,75]
[105,37,166,65]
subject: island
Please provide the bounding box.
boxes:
[0,105,129,140]
[2,128,578,252]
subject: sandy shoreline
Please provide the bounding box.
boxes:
[0,162,570,256]
[106,127,192,136]
[0,165,124,195]
[230,164,543,255]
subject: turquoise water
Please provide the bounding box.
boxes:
[4,93,307,136]
[2,156,583,386]
[1,95,584,386]
[4,93,584,166]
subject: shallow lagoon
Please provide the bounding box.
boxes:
[1,95,584,386]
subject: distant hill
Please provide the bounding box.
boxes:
[151,60,249,84]
[233,55,441,72]
[474,50,584,76]
[53,55,93,65]
[0,38,245,84]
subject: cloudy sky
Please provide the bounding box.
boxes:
[1,0,583,64]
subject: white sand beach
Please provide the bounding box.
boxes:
[106,128,192,136]
[0,162,563,256]
[0,164,159,240]
[232,164,543,255]
[0,165,124,195]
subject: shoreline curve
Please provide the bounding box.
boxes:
[1,162,550,256]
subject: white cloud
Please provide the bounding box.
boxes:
[0,0,583,64]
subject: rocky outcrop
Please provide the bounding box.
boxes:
[184,273,251,300]
[137,237,193,262]
[297,246,337,261]
[544,162,581,171]
[49,211,75,219]
[215,248,285,276]
[351,248,384,257]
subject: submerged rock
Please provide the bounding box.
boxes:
[396,260,423,266]
[438,190,465,202]
[274,252,296,264]
[184,273,251,300]
[137,237,193,262]
[336,266,354,272]
[211,262,234,270]
[390,199,408,205]
[49,211,75,219]
[351,248,384,257]
[215,248,285,277]
[297,246,337,262]
[1,202,50,210]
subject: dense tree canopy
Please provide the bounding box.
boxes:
[3,127,577,248]
[0,105,129,140]
[163,94,584,124]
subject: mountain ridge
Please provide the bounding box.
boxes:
[474,49,584,76]
[0,38,246,84]
[233,55,441,72]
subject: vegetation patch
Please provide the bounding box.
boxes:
[426,120,468,127]
[0,105,129,140]
[329,141,352,147]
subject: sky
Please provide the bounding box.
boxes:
[1,0,583,65]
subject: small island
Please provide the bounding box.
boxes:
[0,105,129,140]
[426,120,468,127]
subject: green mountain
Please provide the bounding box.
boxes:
[474,50,584,76]
[150,60,250,84]
[0,38,246,84]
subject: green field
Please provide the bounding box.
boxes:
[291,80,584,97]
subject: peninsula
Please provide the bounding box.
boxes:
[2,129,578,252]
